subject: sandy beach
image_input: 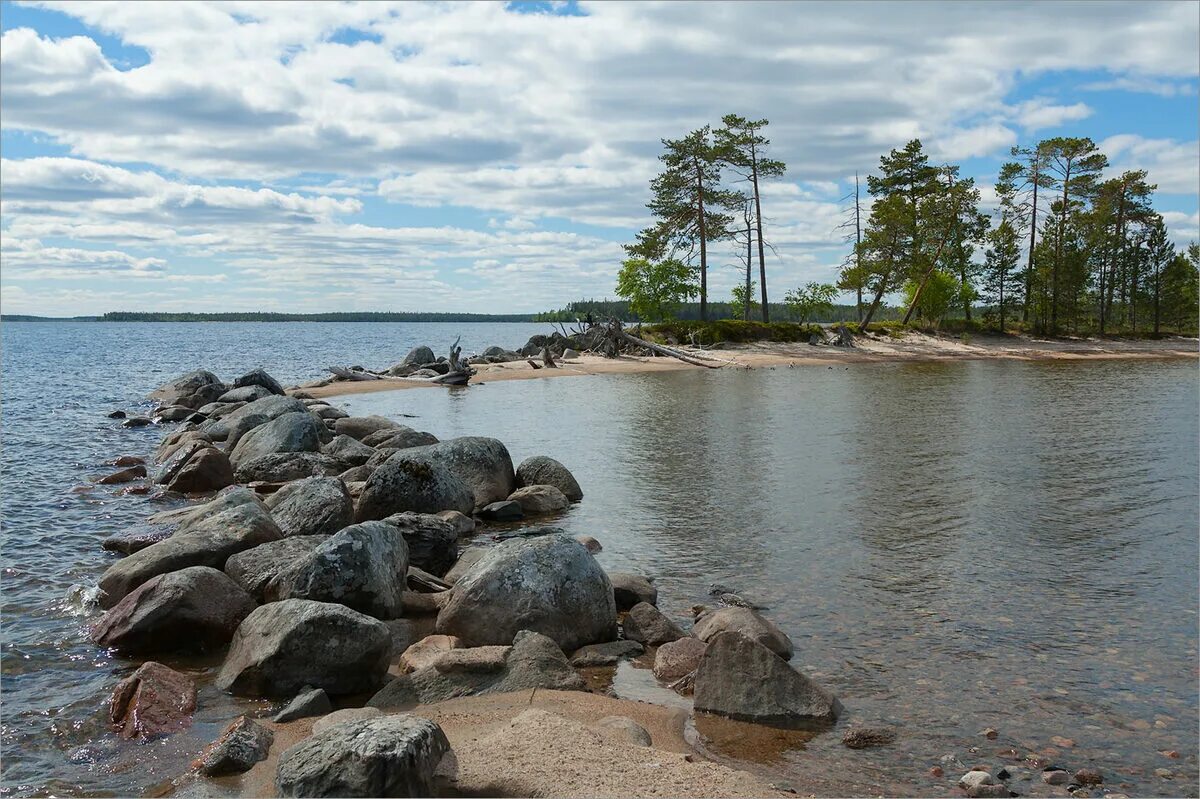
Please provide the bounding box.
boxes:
[310,332,1199,399]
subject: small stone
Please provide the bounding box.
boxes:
[996,768,1011,780]
[1073,768,1102,786]
[1043,769,1070,785]
[123,416,153,428]
[108,455,144,466]
[478,500,523,521]
[107,410,127,419]
[1051,735,1076,748]
[982,727,999,740]
[400,635,463,673]
[1154,768,1173,779]
[273,687,332,722]
[1161,750,1180,759]
[930,766,944,778]
[569,639,644,667]
[959,771,1009,798]
[574,535,602,554]
[842,725,897,749]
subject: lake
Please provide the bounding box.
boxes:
[1,322,1196,797]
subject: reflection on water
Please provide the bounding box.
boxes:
[1,322,1196,797]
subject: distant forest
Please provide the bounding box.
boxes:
[97,312,538,322]
[534,299,900,323]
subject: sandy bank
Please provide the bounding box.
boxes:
[231,689,785,798]
[310,332,1198,399]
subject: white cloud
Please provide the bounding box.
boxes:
[1100,135,1200,196]
[1014,99,1093,132]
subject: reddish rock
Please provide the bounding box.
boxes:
[1075,768,1103,785]
[97,465,148,485]
[108,661,196,739]
[165,447,235,494]
[929,766,944,778]
[652,637,706,681]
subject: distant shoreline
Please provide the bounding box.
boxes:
[310,332,1199,399]
[1,313,542,323]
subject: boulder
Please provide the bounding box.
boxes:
[399,635,463,673]
[153,439,210,485]
[478,500,523,521]
[561,348,581,361]
[443,547,487,584]
[507,485,569,515]
[201,395,309,442]
[402,345,436,366]
[960,771,1009,798]
[229,412,323,467]
[150,370,224,407]
[622,602,686,646]
[264,477,353,538]
[436,510,475,535]
[155,405,194,423]
[91,566,255,653]
[652,637,707,680]
[334,415,401,441]
[102,527,172,554]
[608,572,657,610]
[218,385,274,404]
[197,401,245,420]
[192,716,274,777]
[98,495,282,607]
[693,632,840,725]
[339,464,373,483]
[381,512,458,576]
[692,607,794,661]
[217,599,392,697]
[311,404,349,420]
[361,427,439,449]
[370,630,584,708]
[355,454,475,521]
[108,661,196,739]
[595,716,651,747]
[311,707,383,736]
[97,465,147,485]
[274,715,449,798]
[402,437,515,509]
[156,430,214,464]
[322,435,376,468]
[569,639,644,667]
[842,725,897,749]
[235,452,342,484]
[575,535,602,554]
[273,687,332,723]
[436,535,616,650]
[164,446,235,494]
[224,535,329,601]
[271,522,408,619]
[232,368,285,396]
[122,416,154,428]
[515,456,583,501]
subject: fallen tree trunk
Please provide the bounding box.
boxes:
[325,366,384,381]
[615,330,722,369]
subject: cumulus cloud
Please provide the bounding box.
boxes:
[1100,135,1200,196]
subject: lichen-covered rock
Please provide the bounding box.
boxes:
[355,454,475,521]
[216,599,391,698]
[506,484,569,516]
[333,415,401,441]
[436,535,616,650]
[91,566,255,653]
[271,521,408,619]
[229,412,323,467]
[192,716,274,776]
[201,395,308,442]
[218,385,274,404]
[232,368,285,396]
[693,632,840,725]
[622,602,686,646]
[224,535,329,601]
[361,427,439,450]
[436,510,474,535]
[234,452,343,484]
[692,607,794,660]
[108,661,196,739]
[515,456,583,501]
[150,370,225,408]
[265,476,353,538]
[322,434,376,468]
[402,437,515,509]
[164,446,235,494]
[98,494,282,607]
[381,512,458,577]
[274,714,449,798]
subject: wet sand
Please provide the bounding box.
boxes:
[309,332,1199,399]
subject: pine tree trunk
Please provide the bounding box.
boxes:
[695,159,708,322]
[1052,159,1072,335]
[855,173,863,323]
[1023,169,1038,324]
[744,217,752,321]
[751,153,769,322]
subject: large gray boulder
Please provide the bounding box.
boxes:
[216,600,391,697]
[229,412,323,467]
[150,370,224,407]
[693,607,794,660]
[218,385,274,404]
[271,522,408,619]
[334,415,400,441]
[515,456,583,501]
[436,535,616,650]
[90,566,255,653]
[402,437,515,509]
[162,445,235,494]
[382,512,459,577]
[98,494,282,607]
[232,368,285,396]
[235,452,343,484]
[322,435,376,468]
[201,395,309,442]
[224,536,329,601]
[274,714,449,798]
[361,427,439,450]
[402,345,436,366]
[355,454,475,521]
[369,630,584,708]
[693,631,840,725]
[265,477,353,538]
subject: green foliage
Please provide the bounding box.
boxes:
[784,282,839,324]
[640,319,824,345]
[100,311,535,322]
[615,257,697,322]
[730,281,759,321]
[902,269,961,326]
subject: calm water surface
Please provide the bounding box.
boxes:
[1,322,1196,797]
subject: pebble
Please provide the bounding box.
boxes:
[1073,768,1102,786]
[929,766,944,778]
[1153,768,1173,779]
[1043,769,1070,785]
[1160,750,1180,759]
[982,727,999,740]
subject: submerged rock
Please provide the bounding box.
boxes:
[436,535,616,650]
[274,714,449,798]
[693,632,840,725]
[608,572,657,610]
[109,661,197,740]
[570,639,644,667]
[97,465,147,485]
[515,455,583,501]
[216,599,391,697]
[842,725,898,749]
[192,716,274,777]
[91,566,255,653]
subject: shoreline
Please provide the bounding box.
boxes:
[311,332,1199,399]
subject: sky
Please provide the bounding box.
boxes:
[0,0,1197,317]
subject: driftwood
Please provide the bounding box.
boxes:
[614,329,722,369]
[541,346,557,368]
[526,359,542,370]
[327,337,475,387]
[325,366,384,381]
